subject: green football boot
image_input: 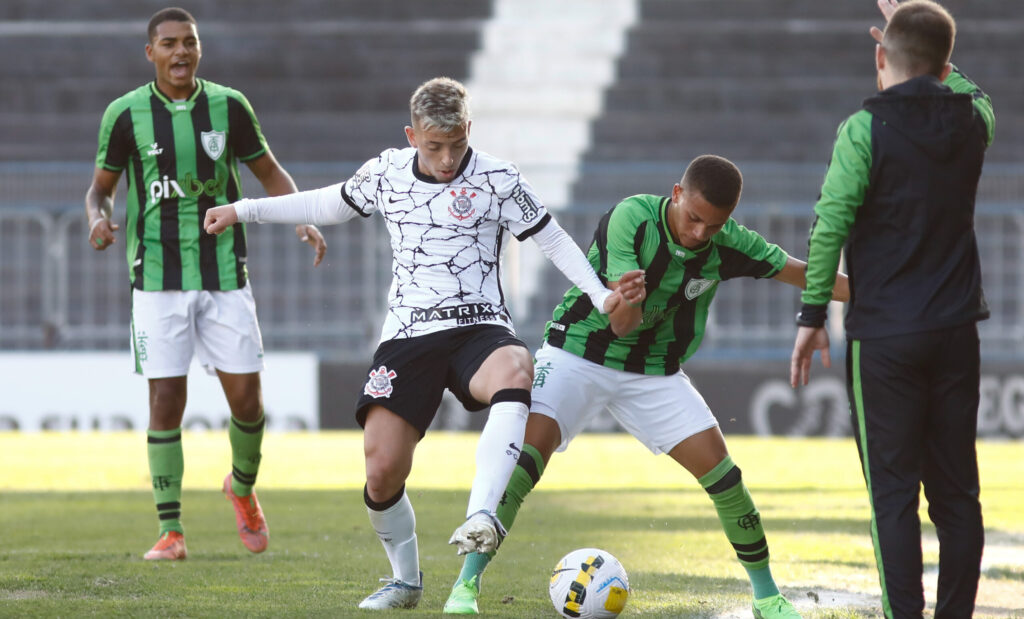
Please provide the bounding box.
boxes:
[442,575,480,615]
[752,593,801,619]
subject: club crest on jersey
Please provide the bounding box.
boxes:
[364,366,397,398]
[449,188,477,221]
[200,130,226,161]
[685,278,717,300]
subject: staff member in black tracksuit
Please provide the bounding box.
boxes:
[789,1,993,618]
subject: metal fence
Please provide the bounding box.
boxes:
[2,163,1022,360]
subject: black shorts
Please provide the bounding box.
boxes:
[355,324,527,437]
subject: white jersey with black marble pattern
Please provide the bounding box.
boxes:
[342,147,549,342]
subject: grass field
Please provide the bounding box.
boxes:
[1,432,1021,618]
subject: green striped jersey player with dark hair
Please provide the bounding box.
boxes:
[83,6,326,562]
[444,155,849,617]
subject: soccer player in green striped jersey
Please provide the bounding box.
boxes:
[445,155,849,617]
[83,7,326,561]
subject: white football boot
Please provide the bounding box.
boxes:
[357,571,423,610]
[448,509,507,555]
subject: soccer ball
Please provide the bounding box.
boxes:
[549,547,630,618]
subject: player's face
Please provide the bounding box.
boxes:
[668,183,733,250]
[146,20,201,99]
[405,121,470,183]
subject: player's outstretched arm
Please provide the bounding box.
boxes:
[772,256,850,302]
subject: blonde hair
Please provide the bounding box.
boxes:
[409,77,470,132]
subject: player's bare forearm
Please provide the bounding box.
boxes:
[247,151,298,197]
[773,256,849,302]
[85,167,121,250]
[606,269,646,337]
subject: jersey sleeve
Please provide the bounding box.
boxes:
[802,110,872,306]
[226,90,269,162]
[495,164,549,240]
[715,219,788,280]
[603,199,645,282]
[95,101,134,172]
[944,65,994,147]
[340,152,390,217]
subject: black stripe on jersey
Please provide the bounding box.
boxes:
[718,244,777,280]
[622,216,674,371]
[581,210,617,364]
[341,184,373,217]
[664,248,713,374]
[623,220,657,372]
[225,98,250,289]
[151,93,183,290]
[515,212,551,241]
[192,92,221,290]
[547,209,614,349]
[495,223,512,324]
[114,111,148,288]
[105,109,135,170]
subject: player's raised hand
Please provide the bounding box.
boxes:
[790,325,831,388]
[204,205,238,235]
[295,224,327,267]
[88,217,119,251]
[871,0,900,43]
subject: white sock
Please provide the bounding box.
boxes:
[466,399,528,516]
[366,490,420,585]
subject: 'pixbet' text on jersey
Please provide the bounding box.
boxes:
[149,173,225,205]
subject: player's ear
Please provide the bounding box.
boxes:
[145,43,154,62]
[671,183,684,202]
[875,43,885,72]
[465,120,472,138]
[404,126,417,148]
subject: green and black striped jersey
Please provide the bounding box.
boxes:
[95,79,269,291]
[545,194,787,375]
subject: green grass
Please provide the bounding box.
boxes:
[0,433,1021,617]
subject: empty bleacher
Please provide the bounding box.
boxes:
[571,0,1024,207]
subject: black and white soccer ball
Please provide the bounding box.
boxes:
[549,547,630,618]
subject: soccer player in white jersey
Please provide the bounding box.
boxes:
[204,77,645,611]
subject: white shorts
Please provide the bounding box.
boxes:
[130,283,265,378]
[531,343,718,455]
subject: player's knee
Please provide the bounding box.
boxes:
[364,465,406,503]
[491,388,531,417]
[364,483,405,511]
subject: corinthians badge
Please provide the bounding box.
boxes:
[449,188,477,221]
[364,365,397,398]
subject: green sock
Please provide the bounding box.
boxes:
[699,455,779,600]
[455,443,546,589]
[147,428,184,535]
[228,413,265,496]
